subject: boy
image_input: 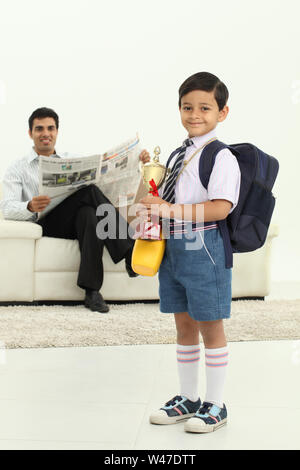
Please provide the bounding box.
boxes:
[140,72,240,433]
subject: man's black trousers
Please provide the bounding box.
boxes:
[37,185,134,291]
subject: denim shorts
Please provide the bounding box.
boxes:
[158,228,232,321]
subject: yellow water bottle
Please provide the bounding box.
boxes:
[131,238,166,277]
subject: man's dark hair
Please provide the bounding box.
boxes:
[178,72,229,110]
[28,107,59,131]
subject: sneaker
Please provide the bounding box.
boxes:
[149,395,201,425]
[184,401,227,433]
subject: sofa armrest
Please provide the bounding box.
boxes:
[267,223,279,239]
[0,219,41,302]
[0,219,42,239]
[232,223,279,298]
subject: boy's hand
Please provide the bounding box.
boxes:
[27,195,51,213]
[139,149,150,164]
[140,195,166,206]
[138,195,172,220]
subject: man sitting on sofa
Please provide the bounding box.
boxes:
[0,107,150,313]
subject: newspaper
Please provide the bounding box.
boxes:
[38,134,142,218]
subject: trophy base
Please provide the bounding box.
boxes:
[131,239,166,277]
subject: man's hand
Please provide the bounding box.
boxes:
[139,149,150,164]
[27,196,51,213]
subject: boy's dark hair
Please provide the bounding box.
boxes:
[178,72,229,110]
[28,107,59,131]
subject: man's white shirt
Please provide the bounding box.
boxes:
[0,148,79,221]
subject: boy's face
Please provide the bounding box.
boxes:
[179,90,229,138]
[29,117,58,156]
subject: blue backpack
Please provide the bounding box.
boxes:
[199,140,279,256]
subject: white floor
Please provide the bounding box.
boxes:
[0,281,299,451]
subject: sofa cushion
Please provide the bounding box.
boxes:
[35,236,126,272]
[35,237,80,272]
[34,271,159,301]
[0,220,42,239]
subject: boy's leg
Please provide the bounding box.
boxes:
[174,312,201,402]
[184,320,228,433]
[198,319,228,408]
[149,312,201,425]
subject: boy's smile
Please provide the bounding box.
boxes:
[179,90,229,138]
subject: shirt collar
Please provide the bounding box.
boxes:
[27,147,61,162]
[189,128,218,148]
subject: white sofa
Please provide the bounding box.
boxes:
[0,185,279,302]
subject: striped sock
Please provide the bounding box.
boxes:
[204,345,229,408]
[176,344,201,402]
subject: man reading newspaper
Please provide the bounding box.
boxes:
[0,107,150,313]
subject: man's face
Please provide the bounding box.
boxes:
[179,89,229,137]
[29,117,58,156]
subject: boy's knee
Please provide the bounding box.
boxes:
[175,317,199,343]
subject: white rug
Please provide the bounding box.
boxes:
[0,300,299,349]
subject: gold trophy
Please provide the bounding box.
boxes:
[142,146,168,194]
[131,146,169,276]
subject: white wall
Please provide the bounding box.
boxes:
[0,0,299,282]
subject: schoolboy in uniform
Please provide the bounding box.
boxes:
[140,72,241,433]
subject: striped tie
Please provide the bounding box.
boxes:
[162,138,193,203]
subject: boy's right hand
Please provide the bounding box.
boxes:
[139,149,151,164]
[27,196,51,213]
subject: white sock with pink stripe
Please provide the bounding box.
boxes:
[204,345,229,408]
[176,344,200,402]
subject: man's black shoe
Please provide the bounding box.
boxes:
[84,290,109,313]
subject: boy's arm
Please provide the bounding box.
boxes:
[139,196,232,222]
[170,199,233,222]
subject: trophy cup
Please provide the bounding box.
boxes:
[131,146,169,276]
[142,146,168,195]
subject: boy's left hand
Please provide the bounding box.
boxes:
[139,195,172,220]
[139,149,150,164]
[140,195,165,206]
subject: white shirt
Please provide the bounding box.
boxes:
[162,128,241,213]
[0,148,78,222]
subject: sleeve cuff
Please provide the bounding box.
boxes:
[209,194,236,204]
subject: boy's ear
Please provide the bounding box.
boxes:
[218,105,229,122]
[28,129,32,139]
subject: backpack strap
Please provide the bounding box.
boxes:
[199,140,228,188]
[199,139,233,269]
